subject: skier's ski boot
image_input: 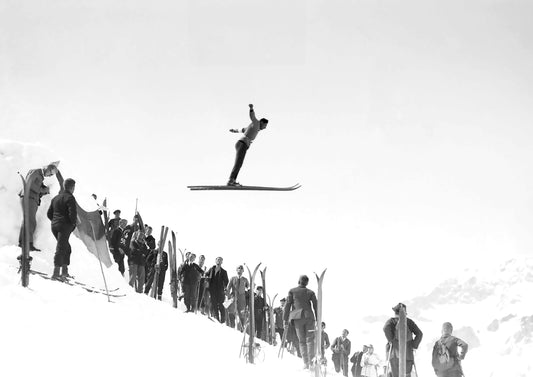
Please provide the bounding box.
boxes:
[227,179,242,187]
[51,267,67,282]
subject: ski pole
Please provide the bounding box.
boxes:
[384,342,393,377]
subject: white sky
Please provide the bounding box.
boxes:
[1,0,533,338]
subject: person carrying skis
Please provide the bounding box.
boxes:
[227,104,269,186]
[283,274,318,370]
[383,303,423,377]
[46,178,77,280]
[431,322,468,377]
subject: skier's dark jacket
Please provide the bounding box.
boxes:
[383,317,423,360]
[283,285,317,323]
[47,191,77,228]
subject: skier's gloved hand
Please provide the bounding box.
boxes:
[229,129,239,133]
[249,104,254,109]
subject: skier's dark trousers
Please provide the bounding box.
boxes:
[47,178,77,279]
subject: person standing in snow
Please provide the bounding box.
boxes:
[226,265,249,330]
[19,162,60,251]
[206,257,229,323]
[227,104,269,186]
[274,298,287,343]
[383,303,423,377]
[431,322,468,377]
[350,345,369,377]
[129,230,148,293]
[360,344,383,377]
[46,178,77,280]
[331,329,351,376]
[321,322,331,361]
[110,219,127,275]
[283,274,318,369]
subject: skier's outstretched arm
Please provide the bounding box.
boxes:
[249,103,258,123]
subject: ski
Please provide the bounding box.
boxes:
[314,269,327,377]
[151,225,168,299]
[187,183,301,191]
[245,262,262,364]
[260,267,269,343]
[169,231,178,308]
[18,173,31,287]
[30,270,125,297]
[102,198,109,240]
[268,293,278,346]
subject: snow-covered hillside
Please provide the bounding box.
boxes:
[1,140,532,377]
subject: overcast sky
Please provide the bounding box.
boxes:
[1,0,533,338]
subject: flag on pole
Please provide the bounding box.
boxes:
[73,203,113,267]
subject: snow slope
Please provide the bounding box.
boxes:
[1,140,532,377]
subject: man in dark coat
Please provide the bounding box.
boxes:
[46,178,77,280]
[283,274,318,369]
[274,298,287,343]
[331,329,351,376]
[254,286,267,339]
[350,345,369,377]
[110,219,127,275]
[19,162,59,251]
[180,253,203,312]
[383,303,423,377]
[206,257,229,323]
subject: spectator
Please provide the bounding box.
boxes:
[181,253,203,312]
[332,329,351,376]
[107,209,121,235]
[129,230,148,293]
[226,265,249,330]
[383,303,423,377]
[19,162,59,251]
[110,218,127,275]
[46,178,77,280]
[283,274,318,369]
[360,344,382,377]
[350,345,369,377]
[206,257,229,323]
[431,322,468,377]
[254,286,267,340]
[321,322,331,361]
[274,298,287,343]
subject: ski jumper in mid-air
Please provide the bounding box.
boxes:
[227,104,269,186]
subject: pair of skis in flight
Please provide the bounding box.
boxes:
[187,183,301,192]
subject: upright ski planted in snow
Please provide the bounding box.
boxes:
[245,262,262,364]
[314,269,327,377]
[151,225,168,299]
[169,231,178,308]
[18,174,31,287]
[260,267,268,342]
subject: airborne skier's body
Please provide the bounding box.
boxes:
[227,104,269,186]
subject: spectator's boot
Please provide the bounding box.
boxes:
[29,243,41,252]
[61,265,73,279]
[51,267,65,281]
